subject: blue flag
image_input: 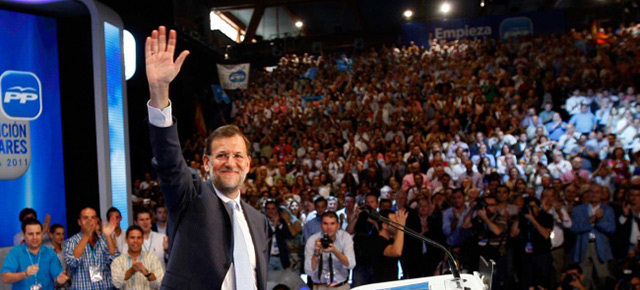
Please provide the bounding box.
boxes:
[301,94,326,102]
[300,67,318,79]
[211,84,230,104]
[336,58,352,71]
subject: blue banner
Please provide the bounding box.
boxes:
[211,84,230,104]
[336,57,352,71]
[0,9,66,247]
[402,10,565,47]
[301,95,326,102]
[300,67,318,79]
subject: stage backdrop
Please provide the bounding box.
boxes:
[402,10,566,47]
[0,9,66,247]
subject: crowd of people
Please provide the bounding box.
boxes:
[6,22,640,290]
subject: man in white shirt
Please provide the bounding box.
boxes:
[111,225,164,290]
[547,151,572,179]
[120,209,168,269]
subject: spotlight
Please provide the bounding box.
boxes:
[440,2,451,14]
[480,0,485,7]
[403,9,413,19]
[295,21,303,28]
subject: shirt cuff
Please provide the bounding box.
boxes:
[147,100,173,128]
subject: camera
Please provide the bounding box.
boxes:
[562,273,578,290]
[521,204,532,216]
[474,198,487,211]
[320,233,332,249]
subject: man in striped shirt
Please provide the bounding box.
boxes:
[111,225,164,290]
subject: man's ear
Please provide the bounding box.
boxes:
[203,155,210,172]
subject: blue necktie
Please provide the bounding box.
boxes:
[230,200,253,289]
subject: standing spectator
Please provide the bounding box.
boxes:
[442,188,472,248]
[560,157,591,184]
[369,209,408,283]
[570,184,616,290]
[265,200,292,270]
[510,197,554,290]
[151,205,168,235]
[304,212,355,290]
[569,104,597,134]
[122,209,168,270]
[106,207,126,254]
[111,225,164,290]
[64,207,118,290]
[304,196,328,242]
[1,219,70,290]
[44,224,67,272]
[14,208,51,246]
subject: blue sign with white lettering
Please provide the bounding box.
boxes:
[402,10,565,47]
[0,71,42,120]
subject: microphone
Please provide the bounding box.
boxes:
[359,206,463,283]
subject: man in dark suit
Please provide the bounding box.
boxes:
[145,26,268,290]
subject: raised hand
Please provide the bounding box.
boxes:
[102,215,118,237]
[145,26,190,109]
[396,208,408,226]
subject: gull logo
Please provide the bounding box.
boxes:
[0,70,42,120]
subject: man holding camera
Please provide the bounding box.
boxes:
[511,197,554,290]
[462,195,506,270]
[305,212,355,290]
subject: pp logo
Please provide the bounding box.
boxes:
[229,70,247,83]
[0,70,43,120]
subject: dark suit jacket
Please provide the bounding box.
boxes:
[268,217,292,268]
[150,121,269,290]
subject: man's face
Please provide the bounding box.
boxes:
[135,213,152,233]
[485,198,498,215]
[50,227,65,245]
[156,207,168,223]
[78,208,98,231]
[571,158,582,170]
[527,201,540,216]
[344,196,355,211]
[24,224,43,249]
[205,135,251,195]
[365,195,379,210]
[452,192,465,208]
[496,187,509,202]
[126,229,144,253]
[315,201,328,215]
[327,200,338,212]
[321,216,339,238]
[396,192,408,207]
[265,203,278,219]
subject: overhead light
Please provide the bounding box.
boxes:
[295,21,303,28]
[403,9,413,19]
[123,29,136,80]
[440,2,451,14]
[480,0,485,7]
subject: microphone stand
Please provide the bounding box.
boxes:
[361,207,465,289]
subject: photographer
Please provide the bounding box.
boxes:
[305,212,355,290]
[511,197,554,290]
[461,195,507,271]
[556,264,589,290]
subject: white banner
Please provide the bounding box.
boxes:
[217,63,250,90]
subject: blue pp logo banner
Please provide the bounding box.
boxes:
[217,63,250,90]
[0,71,42,120]
[229,70,247,83]
[500,17,533,41]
